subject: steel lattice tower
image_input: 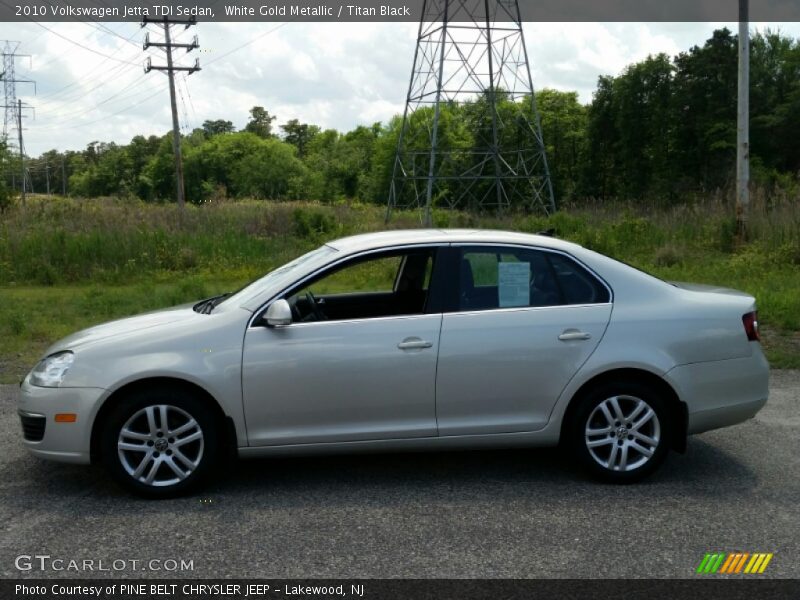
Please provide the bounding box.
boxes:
[1,41,34,145]
[1,41,35,196]
[387,0,555,224]
[2,41,20,139]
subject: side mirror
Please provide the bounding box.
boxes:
[264,299,292,327]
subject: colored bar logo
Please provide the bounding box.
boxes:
[696,552,774,574]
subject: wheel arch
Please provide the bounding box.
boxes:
[90,376,236,464]
[560,367,688,453]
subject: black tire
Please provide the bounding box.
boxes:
[100,387,220,498]
[568,380,671,483]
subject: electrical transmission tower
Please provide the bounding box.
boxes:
[1,41,35,201]
[143,18,200,210]
[387,0,555,225]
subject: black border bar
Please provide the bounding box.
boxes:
[3,0,800,23]
[4,579,800,600]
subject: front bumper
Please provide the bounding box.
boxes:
[17,379,106,464]
[665,347,770,435]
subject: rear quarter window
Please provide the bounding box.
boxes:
[547,253,611,304]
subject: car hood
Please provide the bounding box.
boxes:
[48,304,199,354]
[668,281,753,298]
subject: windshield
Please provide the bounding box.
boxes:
[216,245,338,311]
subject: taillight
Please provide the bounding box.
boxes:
[742,311,760,342]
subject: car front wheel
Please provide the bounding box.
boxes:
[570,381,671,483]
[100,388,219,497]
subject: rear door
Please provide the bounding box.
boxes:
[435,245,613,435]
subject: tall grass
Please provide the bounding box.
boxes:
[3,194,799,286]
[1,194,799,381]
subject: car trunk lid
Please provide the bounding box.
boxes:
[668,281,753,298]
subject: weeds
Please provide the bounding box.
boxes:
[1,194,798,381]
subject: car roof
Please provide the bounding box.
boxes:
[326,229,582,254]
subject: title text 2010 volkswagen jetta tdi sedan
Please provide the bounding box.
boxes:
[18,230,769,497]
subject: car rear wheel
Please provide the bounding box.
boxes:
[570,381,671,483]
[100,388,219,498]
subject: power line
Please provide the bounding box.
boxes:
[42,84,167,130]
[31,57,134,100]
[176,77,191,132]
[18,20,298,157]
[205,21,292,67]
[83,21,142,48]
[41,75,160,123]
[24,21,290,112]
[31,21,141,65]
[32,25,149,100]
[0,2,143,68]
[182,74,197,124]
[33,60,138,105]
[34,0,141,49]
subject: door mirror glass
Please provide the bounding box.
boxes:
[264,299,292,327]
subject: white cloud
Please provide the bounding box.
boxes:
[1,20,798,155]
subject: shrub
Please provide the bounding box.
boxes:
[292,207,337,239]
[654,244,684,267]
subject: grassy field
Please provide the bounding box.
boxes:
[1,195,799,382]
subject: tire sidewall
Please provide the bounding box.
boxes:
[100,388,219,498]
[570,380,671,483]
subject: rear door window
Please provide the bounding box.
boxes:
[455,246,609,311]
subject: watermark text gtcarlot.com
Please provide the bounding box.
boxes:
[14,554,194,572]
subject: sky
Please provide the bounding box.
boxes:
[1,20,799,156]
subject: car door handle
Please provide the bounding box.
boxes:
[558,329,592,341]
[397,338,433,350]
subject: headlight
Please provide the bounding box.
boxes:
[29,351,74,387]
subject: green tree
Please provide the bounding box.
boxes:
[0,137,13,209]
[749,30,800,180]
[280,119,321,157]
[201,119,236,136]
[671,28,737,190]
[183,131,308,201]
[245,106,277,138]
[534,89,588,201]
[582,76,618,198]
[613,54,674,199]
[22,27,800,207]
[68,141,136,197]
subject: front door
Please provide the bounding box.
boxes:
[242,247,442,446]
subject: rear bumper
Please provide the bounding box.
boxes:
[665,347,769,435]
[686,397,767,435]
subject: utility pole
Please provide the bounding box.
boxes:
[45,157,50,196]
[17,98,24,203]
[61,156,66,196]
[9,98,35,204]
[143,18,200,210]
[736,0,750,240]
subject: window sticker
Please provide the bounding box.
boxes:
[498,262,530,307]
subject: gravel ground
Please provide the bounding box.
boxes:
[0,371,798,579]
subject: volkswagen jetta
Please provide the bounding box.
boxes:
[18,230,769,496]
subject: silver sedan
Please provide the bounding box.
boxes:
[17,230,769,496]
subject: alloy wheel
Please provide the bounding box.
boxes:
[584,395,661,472]
[117,404,204,487]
